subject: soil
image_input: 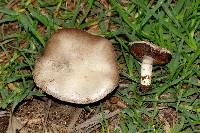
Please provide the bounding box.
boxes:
[0,116,9,133]
[0,92,179,133]
[2,95,121,133]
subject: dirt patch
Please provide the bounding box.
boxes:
[8,96,121,133]
[0,116,9,133]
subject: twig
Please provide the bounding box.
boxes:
[43,99,52,132]
[0,111,9,117]
[75,109,121,130]
[85,124,101,133]
[66,108,82,133]
[147,106,169,111]
[118,83,129,88]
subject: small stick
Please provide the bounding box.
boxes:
[66,108,82,133]
[0,111,9,117]
[43,99,52,132]
[75,109,121,130]
[146,106,169,111]
[118,83,129,88]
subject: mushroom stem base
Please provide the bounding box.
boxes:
[139,84,151,92]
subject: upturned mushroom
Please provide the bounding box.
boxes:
[33,28,119,104]
[129,41,172,92]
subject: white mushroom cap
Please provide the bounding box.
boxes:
[33,28,119,104]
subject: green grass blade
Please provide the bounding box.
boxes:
[28,7,55,29]
[18,14,45,46]
[110,0,134,29]
[0,7,17,16]
[71,0,81,27]
[78,0,94,26]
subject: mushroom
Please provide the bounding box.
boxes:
[129,41,172,92]
[33,28,119,104]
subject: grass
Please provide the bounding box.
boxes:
[0,0,199,132]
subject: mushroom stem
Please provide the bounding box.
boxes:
[141,55,153,87]
[129,41,172,92]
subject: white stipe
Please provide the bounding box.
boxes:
[141,56,153,86]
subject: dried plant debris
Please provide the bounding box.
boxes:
[12,98,121,132]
